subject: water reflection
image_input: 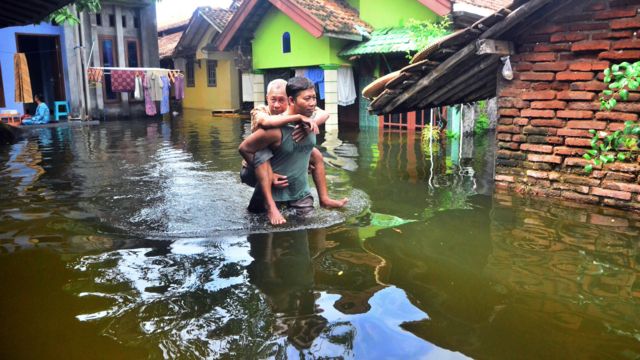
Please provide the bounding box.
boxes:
[1,111,639,359]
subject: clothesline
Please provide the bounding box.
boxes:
[88,66,181,73]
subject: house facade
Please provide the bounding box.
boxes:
[0,22,71,116]
[171,7,240,112]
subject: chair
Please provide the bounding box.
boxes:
[54,101,69,121]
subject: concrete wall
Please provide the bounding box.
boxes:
[0,23,71,113]
[494,0,640,211]
[181,55,240,111]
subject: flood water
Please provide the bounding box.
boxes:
[1,110,639,359]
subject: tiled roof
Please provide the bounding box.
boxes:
[340,27,416,56]
[290,0,372,36]
[158,31,183,59]
[199,6,234,33]
[158,18,189,33]
[455,0,511,11]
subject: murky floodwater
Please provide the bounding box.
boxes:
[1,110,639,359]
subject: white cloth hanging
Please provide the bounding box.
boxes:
[294,68,306,78]
[241,72,253,102]
[134,74,143,100]
[337,67,357,106]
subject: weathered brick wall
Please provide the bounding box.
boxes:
[495,0,640,210]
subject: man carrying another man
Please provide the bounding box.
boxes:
[239,77,347,225]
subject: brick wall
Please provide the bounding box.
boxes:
[495,0,640,210]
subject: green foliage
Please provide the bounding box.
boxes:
[583,122,640,174]
[600,61,640,111]
[445,130,459,140]
[583,62,640,173]
[421,125,440,153]
[405,17,452,60]
[474,101,490,135]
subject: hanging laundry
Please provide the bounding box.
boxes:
[160,76,171,115]
[87,68,103,84]
[134,73,144,100]
[305,68,325,100]
[337,67,357,106]
[174,74,185,100]
[241,72,253,102]
[14,53,33,103]
[146,71,163,101]
[111,70,136,92]
[143,74,157,116]
[294,68,305,78]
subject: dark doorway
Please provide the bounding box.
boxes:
[16,34,66,115]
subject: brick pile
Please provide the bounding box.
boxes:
[495,1,640,210]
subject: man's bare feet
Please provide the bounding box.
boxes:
[320,197,349,208]
[267,206,286,225]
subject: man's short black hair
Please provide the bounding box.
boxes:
[286,76,315,99]
[34,94,43,102]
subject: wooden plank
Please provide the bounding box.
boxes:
[380,40,478,114]
[480,0,554,40]
[476,39,515,56]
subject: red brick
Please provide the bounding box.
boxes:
[499,88,522,97]
[498,97,530,109]
[592,30,634,39]
[530,119,565,127]
[568,102,600,111]
[531,82,551,91]
[570,81,606,91]
[521,90,556,100]
[571,40,611,52]
[565,157,599,168]
[602,181,640,193]
[571,22,610,31]
[526,170,550,179]
[499,142,520,150]
[520,72,555,81]
[561,191,600,204]
[499,108,520,117]
[514,117,529,126]
[565,137,592,147]
[564,174,601,186]
[554,146,586,156]
[612,102,640,113]
[550,32,587,43]
[545,136,564,145]
[513,135,527,142]
[557,110,594,119]
[499,118,514,125]
[599,50,640,60]
[556,91,596,101]
[514,62,533,71]
[496,125,521,134]
[532,62,569,72]
[531,101,567,110]
[605,171,636,182]
[495,175,515,183]
[524,126,557,135]
[532,24,566,34]
[607,162,640,172]
[608,122,626,131]
[554,183,591,194]
[610,16,640,30]
[518,52,557,62]
[497,133,512,141]
[521,143,554,153]
[528,154,563,164]
[534,43,572,52]
[591,187,632,200]
[568,61,610,72]
[594,8,638,20]
[521,109,555,118]
[595,111,639,121]
[557,128,592,137]
[556,72,595,81]
[566,120,607,129]
[612,39,640,50]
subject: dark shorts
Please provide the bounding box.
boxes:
[240,148,274,187]
[248,191,315,217]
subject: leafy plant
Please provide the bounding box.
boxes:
[582,61,640,173]
[475,113,489,135]
[445,130,459,140]
[421,125,441,153]
[405,17,452,60]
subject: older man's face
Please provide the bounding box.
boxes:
[266,88,288,115]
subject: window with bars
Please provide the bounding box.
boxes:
[186,60,195,87]
[282,32,291,53]
[207,60,217,87]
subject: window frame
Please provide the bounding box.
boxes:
[282,32,291,53]
[98,35,120,103]
[186,59,195,87]
[207,60,217,87]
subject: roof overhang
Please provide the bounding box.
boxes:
[417,0,452,16]
[0,0,74,28]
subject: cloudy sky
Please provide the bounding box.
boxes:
[156,0,232,26]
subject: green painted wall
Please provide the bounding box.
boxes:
[252,8,349,70]
[358,0,438,28]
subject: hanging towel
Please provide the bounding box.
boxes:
[174,74,185,100]
[241,73,253,102]
[305,68,324,100]
[143,74,157,116]
[337,67,357,106]
[294,68,305,78]
[134,73,144,100]
[111,70,136,92]
[14,53,33,103]
[88,68,103,84]
[160,76,171,115]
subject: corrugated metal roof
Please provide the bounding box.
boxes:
[340,27,452,57]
